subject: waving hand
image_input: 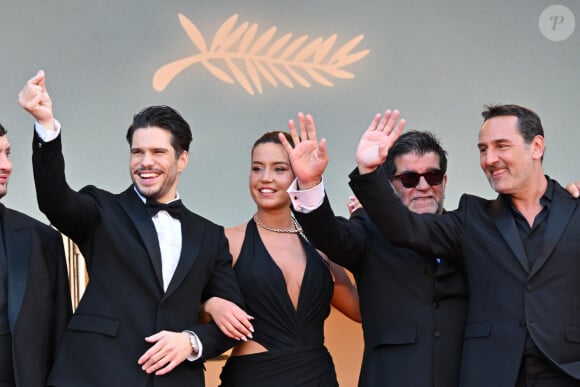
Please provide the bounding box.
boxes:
[356,109,406,174]
[279,112,328,190]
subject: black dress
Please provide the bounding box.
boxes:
[219,219,338,387]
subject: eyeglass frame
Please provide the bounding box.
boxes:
[389,169,446,189]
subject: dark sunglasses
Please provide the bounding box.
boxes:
[389,170,445,188]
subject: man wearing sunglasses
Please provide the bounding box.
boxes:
[280,113,468,387]
[350,105,580,386]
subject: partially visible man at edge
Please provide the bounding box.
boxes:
[279,112,468,387]
[0,121,71,387]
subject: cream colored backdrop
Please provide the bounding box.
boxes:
[1,1,578,226]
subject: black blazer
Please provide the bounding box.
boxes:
[1,204,71,387]
[350,167,580,387]
[32,132,243,387]
[293,196,467,387]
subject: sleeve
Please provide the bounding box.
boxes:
[31,127,100,241]
[186,226,243,360]
[199,227,244,306]
[287,178,326,213]
[349,166,463,260]
[293,192,368,272]
[183,331,203,361]
[34,119,61,142]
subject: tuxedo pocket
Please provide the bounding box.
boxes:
[464,321,491,338]
[374,327,417,347]
[565,324,580,343]
[68,314,120,336]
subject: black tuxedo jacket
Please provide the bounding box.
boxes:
[0,204,71,387]
[294,196,467,387]
[351,167,580,387]
[32,132,243,387]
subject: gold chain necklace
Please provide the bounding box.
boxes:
[253,213,307,240]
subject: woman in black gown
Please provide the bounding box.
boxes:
[204,129,360,386]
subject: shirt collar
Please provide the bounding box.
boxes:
[133,186,181,204]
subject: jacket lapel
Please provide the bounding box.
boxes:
[489,195,530,273]
[118,187,164,290]
[529,183,576,278]
[3,207,30,331]
[163,211,203,299]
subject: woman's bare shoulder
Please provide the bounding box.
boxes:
[225,222,248,263]
[225,222,247,238]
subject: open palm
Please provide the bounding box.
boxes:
[356,109,406,172]
[280,113,328,189]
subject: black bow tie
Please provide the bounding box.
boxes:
[145,199,184,219]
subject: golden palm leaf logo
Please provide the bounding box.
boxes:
[153,14,370,95]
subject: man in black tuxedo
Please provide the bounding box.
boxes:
[280,113,468,386]
[18,70,244,387]
[0,122,71,387]
[349,105,580,386]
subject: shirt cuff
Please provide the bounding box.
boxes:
[288,178,325,213]
[183,330,203,361]
[34,119,61,142]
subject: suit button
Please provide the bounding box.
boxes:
[38,142,43,148]
[433,301,440,309]
[526,284,533,291]
[519,320,526,327]
[434,330,441,338]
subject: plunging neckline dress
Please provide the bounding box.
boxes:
[219,219,337,386]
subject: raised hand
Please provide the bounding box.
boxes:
[356,109,406,174]
[279,112,328,190]
[18,70,55,130]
